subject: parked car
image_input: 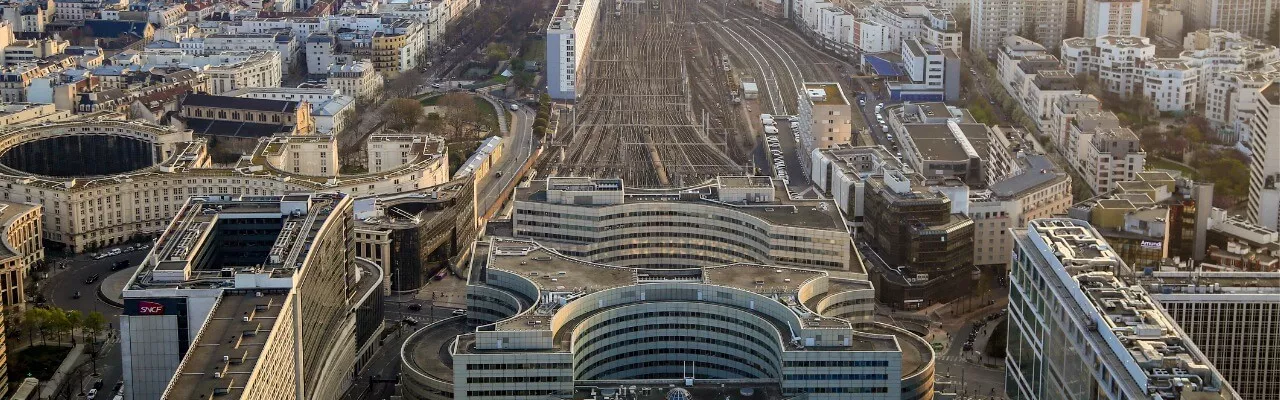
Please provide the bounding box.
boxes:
[760,114,775,126]
[91,253,105,260]
[86,389,98,400]
[407,303,423,311]
[106,248,122,257]
[763,125,779,134]
[789,121,799,129]
[402,318,419,326]
[451,309,467,316]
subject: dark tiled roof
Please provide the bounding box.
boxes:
[83,20,153,38]
[184,118,293,138]
[182,93,298,113]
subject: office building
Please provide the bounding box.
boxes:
[793,0,857,57]
[859,2,964,52]
[546,0,600,100]
[399,238,938,400]
[1248,82,1280,229]
[0,200,40,307]
[513,176,854,271]
[120,194,384,400]
[970,0,1067,57]
[886,39,961,102]
[885,103,989,186]
[354,177,478,292]
[1006,218,1238,400]
[1180,0,1274,40]
[1138,262,1280,400]
[1082,0,1148,38]
[1068,172,1213,266]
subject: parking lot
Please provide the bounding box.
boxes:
[759,114,810,191]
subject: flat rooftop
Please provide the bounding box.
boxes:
[515,179,845,230]
[804,82,848,106]
[902,123,989,162]
[165,290,289,400]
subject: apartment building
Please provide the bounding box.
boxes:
[326,60,382,101]
[0,201,41,307]
[1006,218,1238,400]
[121,194,384,400]
[1080,127,1146,194]
[0,120,449,252]
[998,37,1083,133]
[1149,4,1185,43]
[545,0,599,100]
[860,2,963,52]
[1247,82,1280,229]
[1141,59,1198,112]
[1061,35,1155,96]
[137,50,282,94]
[0,102,72,126]
[1207,66,1280,144]
[970,0,1067,57]
[1082,0,1148,38]
[1180,0,1274,39]
[305,33,337,75]
[796,82,853,173]
[398,238,937,400]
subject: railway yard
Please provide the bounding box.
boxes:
[542,0,859,188]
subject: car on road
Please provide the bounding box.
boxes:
[86,389,98,400]
[402,317,419,326]
[858,98,865,106]
[509,103,519,111]
[451,309,467,316]
[111,260,129,271]
[407,303,423,311]
[73,291,81,299]
[763,125,779,134]
[91,253,105,260]
[880,124,888,133]
[112,381,123,394]
[431,83,443,89]
[84,274,100,284]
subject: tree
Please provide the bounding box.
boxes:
[23,307,47,346]
[438,93,483,138]
[84,311,107,343]
[422,112,444,133]
[385,70,425,99]
[45,309,71,342]
[383,98,425,132]
[65,310,83,341]
[484,43,510,62]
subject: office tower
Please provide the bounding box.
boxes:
[1139,263,1280,399]
[1182,0,1274,40]
[1006,219,1238,400]
[1083,0,1148,37]
[120,194,385,400]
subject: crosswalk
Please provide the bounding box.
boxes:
[936,355,967,363]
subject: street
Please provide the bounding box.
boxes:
[477,104,537,218]
[342,294,465,400]
[37,249,148,398]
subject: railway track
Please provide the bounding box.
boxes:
[547,0,743,188]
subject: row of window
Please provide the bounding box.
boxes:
[577,334,780,378]
[464,389,561,397]
[465,376,570,384]
[782,386,889,393]
[783,373,889,381]
[583,355,764,381]
[465,363,571,371]
[784,360,890,367]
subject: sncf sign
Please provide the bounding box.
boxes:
[138,301,165,315]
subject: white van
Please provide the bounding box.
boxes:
[764,125,779,134]
[760,114,776,126]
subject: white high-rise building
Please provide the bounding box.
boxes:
[1247,82,1280,229]
[970,0,1068,57]
[1180,0,1275,40]
[545,0,600,100]
[1006,218,1239,400]
[1082,0,1148,37]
